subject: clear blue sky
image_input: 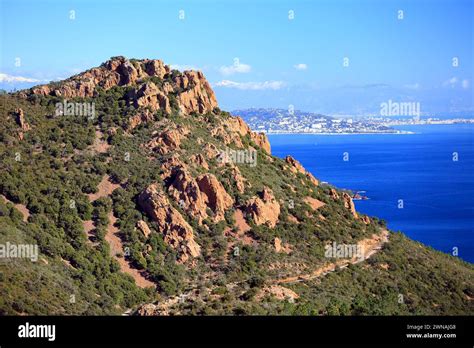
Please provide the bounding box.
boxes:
[1,0,472,115]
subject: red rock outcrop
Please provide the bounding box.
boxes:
[145,127,189,155]
[257,285,299,302]
[227,116,251,136]
[250,132,271,154]
[128,109,154,130]
[167,167,208,221]
[211,125,244,148]
[196,174,234,221]
[304,196,325,211]
[285,155,305,174]
[13,107,30,135]
[138,184,200,263]
[13,108,30,140]
[175,71,218,114]
[29,56,217,116]
[225,116,271,154]
[201,143,220,159]
[342,192,358,219]
[160,155,186,179]
[245,187,280,227]
[306,173,319,187]
[361,215,371,224]
[223,166,246,194]
[274,237,292,254]
[143,59,169,78]
[285,155,318,186]
[133,82,171,114]
[136,220,152,238]
[166,168,233,223]
[190,153,209,170]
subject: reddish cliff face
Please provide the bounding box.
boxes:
[29,56,218,115]
[285,155,318,186]
[137,183,201,263]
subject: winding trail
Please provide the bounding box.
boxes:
[1,194,30,222]
[275,229,389,284]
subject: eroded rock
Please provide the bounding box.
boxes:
[245,187,280,227]
[342,192,358,219]
[138,184,201,263]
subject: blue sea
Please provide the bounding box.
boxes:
[269,124,474,263]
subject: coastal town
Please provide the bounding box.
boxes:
[234,108,473,134]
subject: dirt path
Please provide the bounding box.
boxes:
[106,212,155,288]
[82,219,98,246]
[234,209,251,234]
[1,194,30,222]
[92,129,110,154]
[276,229,389,284]
[86,175,155,288]
[87,175,120,202]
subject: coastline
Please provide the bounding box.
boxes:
[261,131,416,135]
[268,124,474,263]
[253,122,474,136]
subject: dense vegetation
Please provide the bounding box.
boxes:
[0,77,472,316]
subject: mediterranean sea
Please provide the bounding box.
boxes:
[269,124,474,263]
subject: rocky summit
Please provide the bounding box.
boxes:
[27,56,218,115]
[0,57,472,316]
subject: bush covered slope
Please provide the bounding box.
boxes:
[0,57,472,315]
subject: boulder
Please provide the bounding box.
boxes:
[274,237,291,254]
[245,187,280,227]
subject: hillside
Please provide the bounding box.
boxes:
[0,56,472,315]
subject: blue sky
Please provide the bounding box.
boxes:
[1,0,472,115]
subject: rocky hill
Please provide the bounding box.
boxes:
[0,57,472,315]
